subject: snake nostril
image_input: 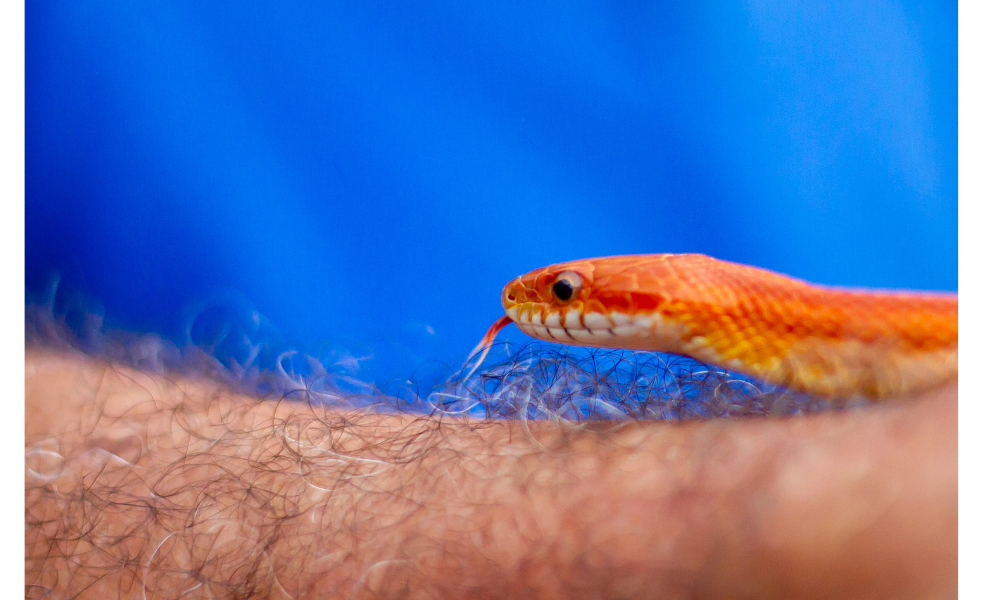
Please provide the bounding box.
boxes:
[506,292,515,301]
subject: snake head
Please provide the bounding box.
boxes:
[499,255,686,350]
[501,262,594,312]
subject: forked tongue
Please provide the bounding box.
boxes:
[461,315,513,383]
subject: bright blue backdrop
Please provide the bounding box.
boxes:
[26,1,957,383]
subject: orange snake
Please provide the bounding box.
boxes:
[471,254,957,400]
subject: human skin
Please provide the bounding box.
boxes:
[25,348,956,599]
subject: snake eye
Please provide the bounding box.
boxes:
[552,271,582,302]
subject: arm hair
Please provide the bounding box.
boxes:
[25,349,956,599]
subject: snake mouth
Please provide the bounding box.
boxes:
[505,304,658,347]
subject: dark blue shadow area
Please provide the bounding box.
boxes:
[26,1,956,384]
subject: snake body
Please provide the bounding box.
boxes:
[473,254,957,400]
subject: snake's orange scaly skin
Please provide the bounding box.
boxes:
[474,254,957,400]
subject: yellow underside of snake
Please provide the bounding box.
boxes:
[471,254,957,401]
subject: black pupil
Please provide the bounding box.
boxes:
[553,279,574,301]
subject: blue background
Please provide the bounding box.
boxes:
[26,1,957,383]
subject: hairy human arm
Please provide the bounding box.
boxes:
[25,349,956,599]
